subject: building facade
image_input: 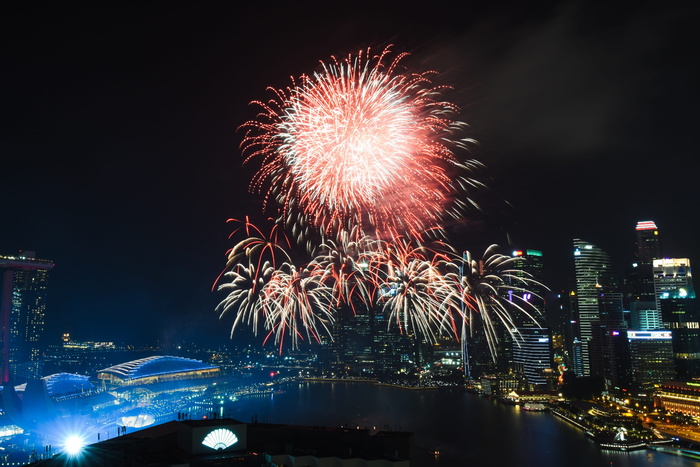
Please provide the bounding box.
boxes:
[0,251,54,383]
[512,326,553,389]
[573,239,617,377]
[627,330,675,388]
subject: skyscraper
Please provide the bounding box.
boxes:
[511,327,553,389]
[635,221,661,268]
[0,251,54,383]
[627,330,675,389]
[507,249,553,388]
[654,258,694,311]
[627,221,661,327]
[654,258,700,378]
[573,239,616,377]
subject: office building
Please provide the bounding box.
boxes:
[573,239,617,376]
[511,326,553,389]
[589,292,629,389]
[626,221,662,332]
[654,258,694,312]
[654,258,700,378]
[509,249,546,325]
[627,330,675,388]
[0,251,54,383]
[634,221,661,301]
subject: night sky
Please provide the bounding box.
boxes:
[2,2,698,346]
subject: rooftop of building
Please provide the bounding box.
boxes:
[97,355,217,380]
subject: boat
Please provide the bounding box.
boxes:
[522,402,547,412]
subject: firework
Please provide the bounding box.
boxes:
[377,240,458,341]
[241,46,480,242]
[218,46,545,357]
[216,261,274,338]
[260,262,334,350]
[448,245,545,359]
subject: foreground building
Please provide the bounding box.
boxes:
[31,418,414,466]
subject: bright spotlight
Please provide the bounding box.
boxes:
[64,434,85,456]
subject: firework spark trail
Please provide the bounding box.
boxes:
[310,234,375,312]
[222,217,291,270]
[240,46,481,243]
[261,262,334,350]
[376,239,464,341]
[448,245,546,359]
[216,261,274,338]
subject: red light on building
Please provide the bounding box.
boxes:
[635,221,657,231]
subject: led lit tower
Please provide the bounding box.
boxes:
[635,221,661,266]
[0,251,54,383]
[509,249,545,325]
[508,249,553,389]
[628,221,661,327]
[573,239,616,377]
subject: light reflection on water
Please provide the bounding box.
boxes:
[223,381,697,467]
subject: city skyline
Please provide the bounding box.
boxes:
[2,2,698,345]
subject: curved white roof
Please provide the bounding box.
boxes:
[98,356,217,381]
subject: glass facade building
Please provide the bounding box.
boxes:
[573,239,616,376]
[0,251,54,383]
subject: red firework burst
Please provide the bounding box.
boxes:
[241,46,475,242]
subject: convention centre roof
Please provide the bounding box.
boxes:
[98,356,217,381]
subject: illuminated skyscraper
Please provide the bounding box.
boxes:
[509,249,545,325]
[0,251,54,383]
[654,258,700,378]
[507,249,553,388]
[628,221,661,328]
[654,258,694,310]
[573,239,616,377]
[636,221,661,269]
[627,330,675,388]
[511,327,553,389]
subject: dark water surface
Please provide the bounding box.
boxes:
[224,381,699,467]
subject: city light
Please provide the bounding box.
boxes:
[63,434,86,456]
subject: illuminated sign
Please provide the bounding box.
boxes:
[627,331,672,340]
[202,428,239,450]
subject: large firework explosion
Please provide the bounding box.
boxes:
[217,46,543,354]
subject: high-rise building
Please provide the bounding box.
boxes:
[0,251,54,383]
[589,292,629,389]
[573,239,616,376]
[629,301,662,331]
[627,221,661,328]
[506,249,554,389]
[627,330,675,388]
[635,221,661,266]
[655,258,700,378]
[509,249,546,326]
[511,326,553,389]
[654,258,694,310]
